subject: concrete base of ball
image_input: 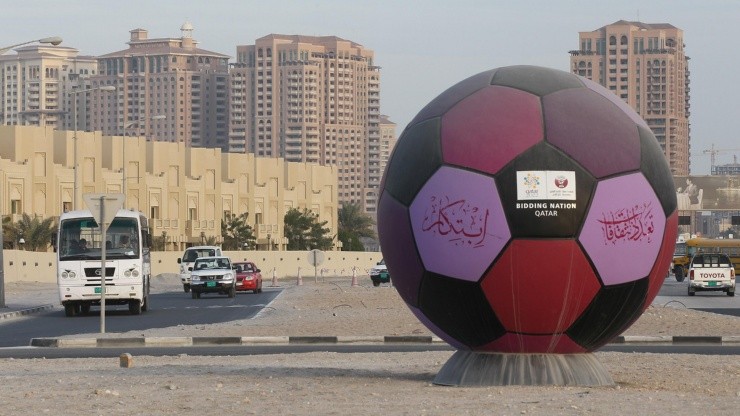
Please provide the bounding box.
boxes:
[433,351,614,386]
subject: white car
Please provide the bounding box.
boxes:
[370,259,390,287]
[177,245,222,293]
[189,256,236,299]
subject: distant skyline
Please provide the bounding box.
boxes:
[2,0,739,175]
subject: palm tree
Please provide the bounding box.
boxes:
[338,203,376,251]
[12,213,57,251]
[221,212,256,250]
[2,215,18,249]
[284,208,333,250]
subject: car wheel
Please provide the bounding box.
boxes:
[64,303,77,317]
[129,299,142,315]
[688,287,695,296]
[80,303,91,315]
[674,268,684,282]
[372,280,380,287]
[191,290,198,299]
[183,284,190,293]
[728,290,735,297]
[229,285,236,298]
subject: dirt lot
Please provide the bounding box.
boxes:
[1,275,739,415]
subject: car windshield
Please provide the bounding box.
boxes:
[235,263,256,272]
[183,249,216,262]
[194,258,230,270]
[691,254,731,268]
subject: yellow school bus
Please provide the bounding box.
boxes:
[672,238,740,282]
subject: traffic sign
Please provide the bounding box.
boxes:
[83,193,125,231]
[307,249,325,267]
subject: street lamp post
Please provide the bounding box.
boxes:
[0,36,62,55]
[123,115,165,199]
[1,36,62,308]
[70,85,116,210]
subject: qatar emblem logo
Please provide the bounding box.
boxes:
[554,175,568,189]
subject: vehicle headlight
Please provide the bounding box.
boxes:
[61,270,77,279]
[124,269,132,277]
[191,275,200,282]
[223,273,234,281]
[245,275,253,280]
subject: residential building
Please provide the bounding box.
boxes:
[92,23,231,149]
[0,45,98,130]
[364,114,396,217]
[0,125,339,251]
[229,34,382,210]
[569,20,691,175]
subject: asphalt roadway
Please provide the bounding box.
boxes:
[1,275,738,359]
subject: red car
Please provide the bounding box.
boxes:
[233,261,263,293]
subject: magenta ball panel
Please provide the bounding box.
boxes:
[409,69,498,126]
[481,239,600,334]
[441,86,543,175]
[579,173,666,286]
[409,166,510,282]
[377,192,426,306]
[481,333,587,354]
[580,76,649,129]
[543,88,640,178]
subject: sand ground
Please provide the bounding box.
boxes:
[1,275,739,415]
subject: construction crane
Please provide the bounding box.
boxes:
[702,144,740,174]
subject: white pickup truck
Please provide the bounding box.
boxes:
[688,253,736,297]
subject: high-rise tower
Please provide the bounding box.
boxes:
[570,20,691,175]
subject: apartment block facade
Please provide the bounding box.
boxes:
[1,28,395,217]
[569,20,691,175]
[92,23,231,148]
[0,125,338,251]
[229,35,384,212]
[0,45,98,130]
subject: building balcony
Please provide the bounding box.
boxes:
[185,219,216,237]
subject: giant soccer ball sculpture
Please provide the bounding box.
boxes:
[377,65,677,386]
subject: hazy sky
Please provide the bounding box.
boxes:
[2,0,738,175]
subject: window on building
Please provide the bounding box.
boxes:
[11,199,21,214]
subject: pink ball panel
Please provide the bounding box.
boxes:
[579,173,666,286]
[410,166,510,282]
[643,211,678,311]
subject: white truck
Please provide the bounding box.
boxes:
[688,253,736,297]
[177,245,222,292]
[57,209,152,316]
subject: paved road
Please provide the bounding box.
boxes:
[0,287,281,348]
[653,274,738,313]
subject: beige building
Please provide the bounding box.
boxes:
[364,115,396,218]
[229,35,383,211]
[0,125,338,251]
[92,23,231,149]
[0,44,98,130]
[569,20,691,175]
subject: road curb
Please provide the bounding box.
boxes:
[28,335,740,348]
[0,304,55,320]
